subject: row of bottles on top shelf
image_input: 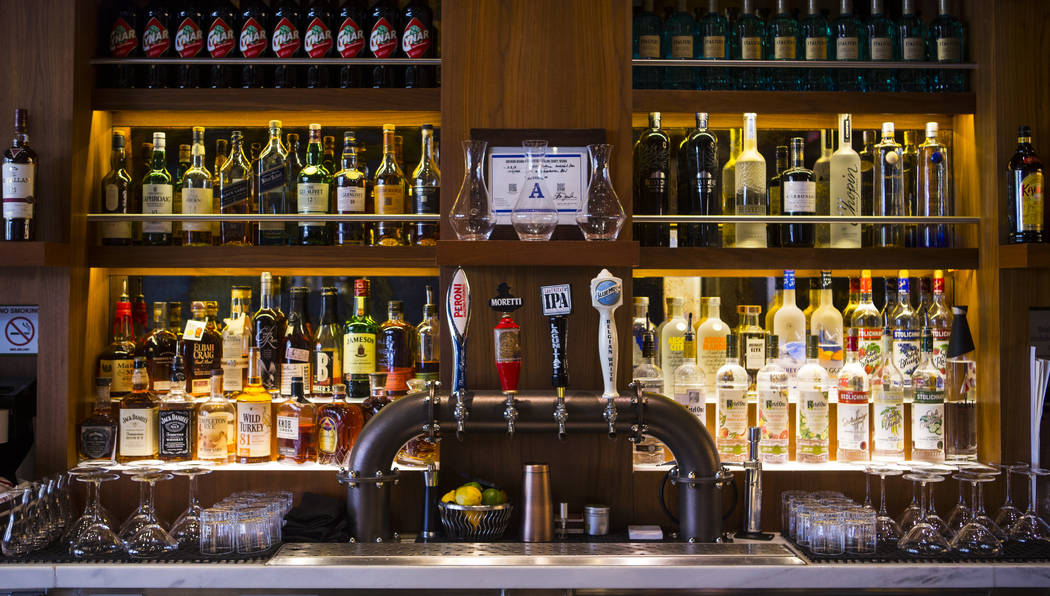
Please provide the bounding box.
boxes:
[98,121,439,247]
[634,111,954,248]
[631,268,975,464]
[633,0,968,92]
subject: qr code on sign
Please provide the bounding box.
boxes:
[557,183,565,192]
[509,183,518,193]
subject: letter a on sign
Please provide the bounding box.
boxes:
[528,183,544,198]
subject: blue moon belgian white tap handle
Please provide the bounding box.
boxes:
[590,269,623,401]
[446,267,471,395]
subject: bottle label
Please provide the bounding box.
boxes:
[119,408,157,457]
[702,35,724,59]
[745,336,766,370]
[402,17,431,58]
[2,163,35,220]
[798,388,829,443]
[220,178,250,211]
[109,17,137,57]
[207,17,235,58]
[717,388,748,454]
[759,388,789,452]
[314,349,340,392]
[805,37,827,60]
[932,327,950,372]
[936,37,960,62]
[869,37,892,61]
[903,37,925,61]
[142,183,173,234]
[874,392,904,453]
[142,16,171,58]
[80,424,115,460]
[369,17,398,58]
[181,187,213,232]
[236,402,272,458]
[271,17,301,57]
[375,184,405,215]
[337,17,366,57]
[913,392,944,451]
[858,327,883,374]
[255,322,283,389]
[158,407,193,457]
[281,362,310,396]
[344,332,376,375]
[835,37,858,60]
[337,185,366,213]
[671,35,693,59]
[239,17,267,58]
[412,184,439,215]
[892,329,920,376]
[304,17,333,58]
[100,358,134,394]
[297,182,329,224]
[664,335,684,375]
[318,415,339,454]
[222,362,243,393]
[276,414,299,440]
[836,401,869,451]
[816,334,843,373]
[638,35,660,58]
[837,388,869,404]
[675,387,705,425]
[781,339,806,374]
[782,181,816,213]
[774,36,795,60]
[1019,171,1044,232]
[699,335,727,381]
[740,36,762,59]
[260,165,287,193]
[197,410,233,459]
[175,17,203,58]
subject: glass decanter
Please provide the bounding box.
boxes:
[511,140,559,241]
[576,143,625,241]
[449,140,496,240]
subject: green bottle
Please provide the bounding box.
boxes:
[141,132,173,246]
[296,123,332,245]
[343,278,378,399]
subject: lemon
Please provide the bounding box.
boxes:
[454,485,483,506]
[481,488,503,506]
[440,490,456,504]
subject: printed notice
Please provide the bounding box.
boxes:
[489,147,586,225]
[0,305,37,354]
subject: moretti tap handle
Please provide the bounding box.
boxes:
[590,269,623,401]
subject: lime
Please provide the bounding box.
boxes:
[463,481,484,491]
[454,485,483,506]
[440,490,456,504]
[499,489,508,504]
[481,488,503,505]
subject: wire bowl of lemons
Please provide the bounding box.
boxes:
[438,483,513,540]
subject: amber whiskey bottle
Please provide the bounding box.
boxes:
[98,283,137,398]
[276,376,316,464]
[316,383,364,465]
[378,300,414,398]
[236,346,275,463]
[117,358,159,463]
[138,301,178,395]
[197,369,236,464]
[182,300,223,398]
[77,377,118,462]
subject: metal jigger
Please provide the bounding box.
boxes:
[590,269,623,438]
[490,283,524,436]
[446,267,471,440]
[541,284,573,440]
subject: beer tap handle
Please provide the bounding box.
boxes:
[590,270,622,437]
[447,268,471,440]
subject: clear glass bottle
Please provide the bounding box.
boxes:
[138,301,178,395]
[276,376,316,464]
[918,122,952,247]
[902,130,919,247]
[632,325,664,395]
[284,133,304,241]
[578,143,626,241]
[768,0,800,91]
[732,0,767,90]
[218,131,251,246]
[832,0,866,91]
[872,327,905,461]
[634,112,671,247]
[721,128,740,246]
[800,0,832,91]
[282,287,314,397]
[378,300,415,398]
[158,354,195,462]
[141,132,174,246]
[677,113,719,246]
[254,120,289,246]
[781,137,816,247]
[796,335,830,463]
[866,0,898,91]
[698,0,730,89]
[737,304,768,389]
[449,140,496,240]
[414,285,440,384]
[873,122,904,247]
[911,330,945,463]
[926,270,953,374]
[297,123,332,246]
[757,335,789,463]
[767,275,784,333]
[180,126,214,246]
[100,131,133,246]
[859,129,876,247]
[314,287,343,398]
[660,297,689,390]
[698,296,731,395]
[716,334,749,463]
[852,270,884,375]
[196,370,235,464]
[842,276,860,327]
[663,0,698,90]
[802,278,818,330]
[928,0,967,92]
[632,296,650,368]
[734,113,767,247]
[767,145,788,247]
[117,357,159,464]
[897,0,928,92]
[673,314,706,426]
[880,276,897,328]
[236,346,275,464]
[78,377,118,462]
[410,124,440,245]
[814,128,833,247]
[812,270,844,377]
[632,0,663,89]
[836,328,870,462]
[890,269,921,382]
[334,131,370,245]
[773,270,806,380]
[511,140,558,241]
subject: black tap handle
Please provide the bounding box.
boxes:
[549,315,568,389]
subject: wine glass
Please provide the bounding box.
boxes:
[992,462,1029,531]
[68,471,124,558]
[1007,466,1050,543]
[853,463,876,512]
[922,463,958,541]
[945,472,972,536]
[123,471,179,557]
[867,465,904,546]
[118,462,165,541]
[897,465,927,532]
[169,462,215,548]
[898,473,951,556]
[950,472,1002,556]
[1,487,32,558]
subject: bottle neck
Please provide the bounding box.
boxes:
[261,280,277,310]
[743,118,757,151]
[288,294,308,327]
[247,352,262,386]
[111,147,126,170]
[387,306,404,322]
[151,147,167,171]
[231,294,250,318]
[419,129,435,168]
[342,144,358,170]
[707,304,720,321]
[307,133,323,166]
[94,384,111,409]
[838,116,852,148]
[12,131,28,147]
[131,365,149,391]
[114,305,134,342]
[355,294,368,318]
[789,145,804,168]
[381,129,398,171]
[320,294,338,325]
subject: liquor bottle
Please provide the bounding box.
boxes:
[410,124,440,246]
[773,270,806,379]
[814,129,832,247]
[663,0,698,90]
[281,287,314,397]
[632,324,664,395]
[140,2,171,88]
[912,330,946,462]
[768,0,800,91]
[167,143,187,245]
[866,0,898,91]
[767,275,784,333]
[378,300,414,397]
[698,296,730,395]
[344,279,378,398]
[317,384,365,465]
[1007,126,1044,244]
[737,304,767,387]
[238,0,269,88]
[322,136,336,174]
[78,378,118,462]
[297,124,332,245]
[880,276,897,328]
[215,131,249,245]
[918,122,952,247]
[220,285,251,394]
[698,0,729,89]
[333,131,369,245]
[255,120,289,246]
[679,117,722,247]
[733,0,767,90]
[314,287,342,398]
[130,140,151,243]
[99,286,136,398]
[715,334,748,463]
[414,285,439,384]
[781,137,816,247]
[660,297,689,390]
[927,270,952,374]
[734,113,767,247]
[796,335,830,463]
[368,0,400,88]
[902,130,919,246]
[873,122,904,247]
[800,0,833,91]
[131,282,148,339]
[802,278,818,330]
[236,346,275,463]
[182,301,223,398]
[2,109,37,241]
[872,326,905,461]
[852,270,883,375]
[268,0,301,87]
[276,376,316,464]
[633,112,671,247]
[304,0,334,88]
[632,0,662,90]
[832,0,866,91]
[205,301,223,334]
[253,272,286,391]
[196,370,235,464]
[812,271,844,376]
[673,314,706,425]
[756,335,789,463]
[180,127,213,246]
[174,2,204,88]
[401,0,435,88]
[632,296,650,367]
[767,145,788,247]
[206,1,237,88]
[858,129,875,247]
[916,276,932,322]
[374,124,406,246]
[896,0,928,91]
[890,269,921,381]
[158,354,195,462]
[836,329,870,462]
[107,0,137,88]
[117,357,159,463]
[721,128,740,246]
[99,131,132,246]
[842,276,860,326]
[928,0,966,92]
[138,302,178,395]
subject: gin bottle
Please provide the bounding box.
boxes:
[757,335,789,463]
[836,329,870,462]
[917,122,952,247]
[254,120,289,246]
[632,0,662,89]
[796,335,830,463]
[873,122,904,247]
[865,0,898,91]
[663,0,698,90]
[898,0,928,92]
[715,334,749,463]
[677,112,720,246]
[832,0,866,91]
[911,330,945,463]
[698,0,730,89]
[737,304,768,389]
[733,113,767,247]
[732,0,767,90]
[830,114,862,248]
[928,0,967,92]
[800,0,832,91]
[781,137,816,247]
[768,0,800,91]
[180,126,214,246]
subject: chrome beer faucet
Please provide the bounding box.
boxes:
[735,426,773,540]
[542,284,573,441]
[590,269,623,438]
[446,267,471,440]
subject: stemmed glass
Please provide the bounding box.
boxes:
[854,463,876,512]
[897,466,925,532]
[867,465,903,546]
[123,471,179,558]
[118,461,165,541]
[1,487,31,557]
[945,472,972,536]
[68,471,124,558]
[923,464,957,541]
[992,462,1029,531]
[27,482,55,550]
[898,473,951,556]
[950,472,1002,556]
[1007,466,1050,543]
[169,462,214,548]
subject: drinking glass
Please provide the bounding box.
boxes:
[511,140,558,241]
[1,487,31,558]
[781,490,808,537]
[449,140,496,241]
[845,506,877,554]
[950,472,1002,556]
[124,472,179,558]
[992,462,1028,531]
[1007,466,1050,543]
[169,463,215,548]
[236,505,273,554]
[923,464,958,541]
[898,473,951,556]
[68,471,124,558]
[897,470,923,532]
[200,506,236,555]
[868,465,903,545]
[856,464,876,512]
[55,473,75,531]
[118,462,165,541]
[810,507,845,555]
[27,482,54,550]
[945,473,972,536]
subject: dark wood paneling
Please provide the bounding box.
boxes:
[92,88,441,112]
[437,241,640,267]
[87,245,439,270]
[639,247,978,271]
[634,90,976,115]
[999,243,1050,269]
[0,242,70,267]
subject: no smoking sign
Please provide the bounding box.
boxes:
[0,305,38,354]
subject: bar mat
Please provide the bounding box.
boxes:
[0,543,277,564]
[787,535,1050,564]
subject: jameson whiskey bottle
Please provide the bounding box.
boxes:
[182,301,223,397]
[373,124,406,246]
[180,126,214,246]
[414,285,439,384]
[410,124,440,245]
[334,131,369,245]
[281,287,315,397]
[297,123,332,245]
[138,301,178,394]
[117,358,159,464]
[254,120,289,245]
[142,132,173,245]
[378,301,414,397]
[78,378,118,462]
[314,287,343,398]
[100,131,132,246]
[99,285,136,398]
[236,346,275,463]
[344,279,378,398]
[219,131,252,245]
[2,109,37,241]
[252,272,287,391]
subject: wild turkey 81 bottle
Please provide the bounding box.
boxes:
[3,109,37,241]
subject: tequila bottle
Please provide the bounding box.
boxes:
[737,304,768,388]
[1006,126,1044,244]
[890,270,921,382]
[697,297,731,395]
[796,335,830,463]
[314,287,343,398]
[672,314,706,425]
[677,112,720,246]
[410,124,440,245]
[773,270,805,379]
[252,272,287,391]
[78,378,118,462]
[768,0,800,91]
[911,331,945,463]
[282,287,315,397]
[180,126,214,246]
[219,130,252,246]
[852,270,884,375]
[832,0,866,91]
[374,124,407,246]
[733,0,767,90]
[100,131,133,246]
[297,123,332,245]
[344,279,378,398]
[414,285,440,384]
[196,370,235,464]
[917,122,952,247]
[836,329,870,462]
[865,0,898,91]
[334,131,369,245]
[926,270,953,374]
[928,0,967,92]
[814,128,833,247]
[812,270,844,376]
[158,354,195,462]
[767,145,787,247]
[633,112,671,247]
[183,300,223,397]
[139,301,178,395]
[800,0,832,91]
[276,376,316,464]
[781,137,816,247]
[898,0,928,92]
[663,0,698,90]
[660,297,689,389]
[715,334,749,463]
[873,122,904,247]
[734,113,766,247]
[142,132,174,245]
[254,120,289,246]
[756,335,789,463]
[872,327,905,461]
[698,0,730,89]
[632,0,662,89]
[236,346,275,464]
[117,357,159,464]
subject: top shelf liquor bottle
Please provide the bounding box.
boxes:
[734,113,767,248]
[634,112,670,247]
[3,109,37,241]
[1006,126,1044,244]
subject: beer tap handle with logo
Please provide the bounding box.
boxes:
[542,284,573,440]
[491,283,523,436]
[446,267,471,439]
[591,269,623,437]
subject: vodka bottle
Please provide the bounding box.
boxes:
[830,113,861,247]
[734,113,767,247]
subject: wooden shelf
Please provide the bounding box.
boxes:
[436,240,640,267]
[636,247,978,274]
[632,90,976,115]
[0,241,69,267]
[634,462,867,473]
[92,87,441,112]
[999,243,1050,268]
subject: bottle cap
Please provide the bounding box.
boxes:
[111,131,125,148]
[926,122,938,138]
[309,123,321,131]
[383,124,396,133]
[354,278,370,296]
[422,124,434,131]
[153,131,166,148]
[882,122,895,136]
[269,120,282,129]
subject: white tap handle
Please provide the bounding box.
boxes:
[590,269,623,401]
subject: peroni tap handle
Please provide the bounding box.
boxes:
[590,269,623,401]
[446,267,471,396]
